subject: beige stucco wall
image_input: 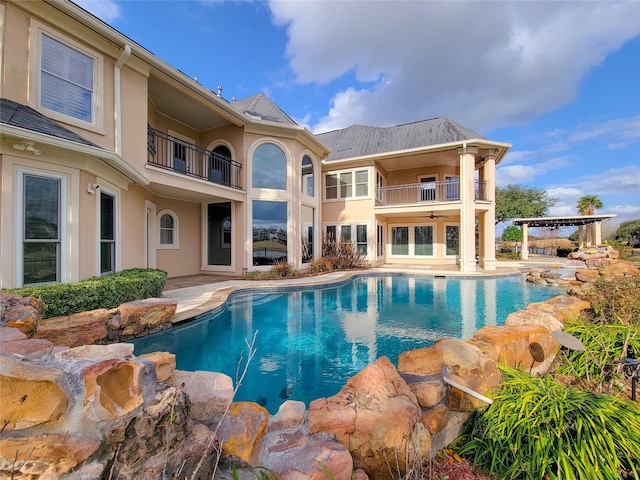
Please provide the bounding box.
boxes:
[153,197,202,277]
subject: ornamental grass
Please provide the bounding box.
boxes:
[459,365,640,480]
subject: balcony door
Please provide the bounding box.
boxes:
[420,176,436,202]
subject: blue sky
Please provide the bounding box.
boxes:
[78,0,640,228]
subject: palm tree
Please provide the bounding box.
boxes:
[576,195,603,215]
[576,195,603,247]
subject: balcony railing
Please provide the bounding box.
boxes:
[147,127,243,189]
[376,180,487,206]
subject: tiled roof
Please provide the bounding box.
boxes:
[317,117,485,162]
[230,93,298,126]
[0,98,99,147]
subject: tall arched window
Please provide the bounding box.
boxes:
[252,143,286,190]
[301,155,314,197]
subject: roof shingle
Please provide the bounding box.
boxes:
[317,117,485,162]
[0,98,99,147]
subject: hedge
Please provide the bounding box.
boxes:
[6,268,168,319]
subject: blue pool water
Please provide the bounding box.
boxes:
[132,274,560,413]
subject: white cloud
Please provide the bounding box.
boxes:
[75,0,121,23]
[496,157,568,186]
[268,1,640,133]
[545,165,640,217]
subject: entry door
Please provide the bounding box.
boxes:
[420,176,436,202]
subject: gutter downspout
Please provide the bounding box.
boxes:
[114,44,131,156]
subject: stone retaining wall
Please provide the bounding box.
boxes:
[0,282,601,480]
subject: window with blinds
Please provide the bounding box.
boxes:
[40,34,94,123]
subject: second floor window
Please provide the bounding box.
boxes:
[41,34,94,123]
[325,169,369,200]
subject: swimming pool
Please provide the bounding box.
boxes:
[132,274,560,413]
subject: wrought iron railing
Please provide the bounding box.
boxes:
[147,126,243,189]
[376,180,487,206]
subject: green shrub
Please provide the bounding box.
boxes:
[7,268,167,319]
[581,274,640,326]
[459,365,640,480]
[554,322,640,395]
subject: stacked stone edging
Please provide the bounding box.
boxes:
[0,284,601,479]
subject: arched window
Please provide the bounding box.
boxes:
[301,155,314,197]
[209,145,232,186]
[252,143,286,190]
[158,211,178,247]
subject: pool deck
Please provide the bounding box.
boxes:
[162,256,569,323]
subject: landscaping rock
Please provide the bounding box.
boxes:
[0,292,44,336]
[82,358,145,421]
[575,269,600,282]
[0,326,28,343]
[421,404,449,434]
[258,428,355,480]
[0,356,69,430]
[397,347,443,375]
[0,338,54,356]
[119,298,176,337]
[431,338,501,411]
[168,370,234,422]
[469,324,558,375]
[270,400,307,430]
[34,309,110,347]
[140,351,176,382]
[218,401,269,465]
[409,380,445,408]
[308,356,430,480]
[0,433,100,479]
[505,308,564,332]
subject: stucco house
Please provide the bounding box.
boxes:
[0,0,510,289]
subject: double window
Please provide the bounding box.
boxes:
[325,169,369,200]
[390,225,435,257]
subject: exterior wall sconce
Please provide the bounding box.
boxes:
[12,140,42,156]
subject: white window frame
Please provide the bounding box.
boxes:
[29,20,104,132]
[445,223,460,258]
[388,223,437,258]
[96,184,120,276]
[324,222,370,258]
[376,223,385,259]
[324,168,370,201]
[375,171,387,203]
[158,209,179,249]
[16,169,68,287]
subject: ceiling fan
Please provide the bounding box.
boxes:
[427,211,449,219]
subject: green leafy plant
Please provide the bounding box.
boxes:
[581,274,640,326]
[459,365,640,480]
[555,322,640,395]
[6,268,167,318]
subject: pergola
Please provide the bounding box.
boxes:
[512,214,617,260]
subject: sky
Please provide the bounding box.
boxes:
[77,0,640,229]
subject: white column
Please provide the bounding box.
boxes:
[479,152,497,270]
[578,226,585,249]
[521,223,529,260]
[458,146,478,272]
[594,221,602,245]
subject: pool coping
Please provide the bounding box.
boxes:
[163,265,532,324]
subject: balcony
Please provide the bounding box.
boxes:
[376,180,487,206]
[147,127,243,189]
